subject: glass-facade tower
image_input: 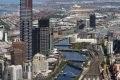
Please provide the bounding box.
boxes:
[20,0,32,60]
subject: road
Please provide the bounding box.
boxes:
[80,44,105,80]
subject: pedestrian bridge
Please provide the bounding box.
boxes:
[60,71,78,78]
[67,60,85,70]
[67,59,85,62]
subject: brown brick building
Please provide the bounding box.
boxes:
[9,39,26,65]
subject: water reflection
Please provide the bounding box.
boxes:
[63,51,86,61]
[55,38,88,80]
[57,65,81,80]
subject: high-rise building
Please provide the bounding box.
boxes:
[90,13,96,28]
[20,0,33,60]
[0,60,4,80]
[107,41,114,54]
[32,18,51,56]
[7,65,23,80]
[113,39,120,53]
[23,61,32,80]
[108,30,114,41]
[9,39,26,65]
[39,18,51,55]
[32,20,40,56]
[32,27,40,56]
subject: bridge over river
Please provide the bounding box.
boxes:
[54,38,89,80]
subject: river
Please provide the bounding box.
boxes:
[54,38,89,80]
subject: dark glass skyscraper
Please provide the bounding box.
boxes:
[32,27,40,56]
[90,13,96,28]
[39,18,50,55]
[20,0,32,60]
[32,19,51,56]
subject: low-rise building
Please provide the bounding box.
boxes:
[32,53,49,77]
[76,39,97,44]
[113,62,120,80]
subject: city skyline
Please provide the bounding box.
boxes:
[1,0,120,80]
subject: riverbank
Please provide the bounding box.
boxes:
[47,58,67,80]
[76,60,91,80]
[54,38,89,80]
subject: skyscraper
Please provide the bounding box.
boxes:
[90,13,96,28]
[32,27,40,56]
[7,65,23,80]
[39,18,51,55]
[0,60,4,80]
[20,0,32,60]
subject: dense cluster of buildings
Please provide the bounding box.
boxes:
[1,0,120,80]
[0,0,57,80]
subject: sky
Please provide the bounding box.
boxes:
[0,0,19,4]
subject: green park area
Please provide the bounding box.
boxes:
[47,59,67,80]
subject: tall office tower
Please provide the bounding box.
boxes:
[0,60,4,80]
[20,0,33,60]
[108,30,114,41]
[39,18,51,56]
[107,41,114,54]
[113,40,120,53]
[32,27,40,56]
[32,20,39,56]
[90,13,96,28]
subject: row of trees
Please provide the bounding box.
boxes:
[71,42,90,49]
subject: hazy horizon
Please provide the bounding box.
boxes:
[0,0,46,4]
[0,0,120,4]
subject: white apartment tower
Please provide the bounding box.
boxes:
[7,65,23,80]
